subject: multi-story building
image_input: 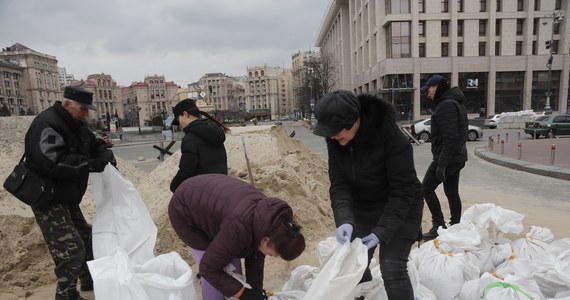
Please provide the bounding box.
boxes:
[58,67,75,87]
[72,74,123,129]
[245,66,294,120]
[0,58,25,115]
[196,73,235,111]
[0,43,61,114]
[121,75,180,127]
[316,0,569,118]
[292,51,321,118]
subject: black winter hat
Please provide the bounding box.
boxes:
[313,90,361,137]
[171,98,198,126]
[64,86,96,110]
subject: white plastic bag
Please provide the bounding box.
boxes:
[90,165,157,264]
[304,238,368,300]
[87,249,197,300]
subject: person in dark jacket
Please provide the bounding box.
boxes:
[24,85,117,300]
[169,98,230,192]
[312,90,424,300]
[420,75,468,241]
[169,174,305,300]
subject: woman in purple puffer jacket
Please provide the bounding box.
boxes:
[168,174,305,300]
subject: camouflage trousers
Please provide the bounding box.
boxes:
[32,203,93,300]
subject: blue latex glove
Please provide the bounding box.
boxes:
[335,223,353,244]
[362,233,380,249]
[436,165,446,182]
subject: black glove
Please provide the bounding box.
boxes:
[239,288,268,300]
[436,165,446,182]
[99,150,117,167]
[88,158,108,173]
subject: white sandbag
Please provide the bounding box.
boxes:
[418,250,479,300]
[528,226,555,243]
[87,248,197,300]
[315,236,339,267]
[268,290,306,300]
[460,203,524,240]
[281,265,318,292]
[437,223,482,252]
[495,257,536,279]
[477,273,545,300]
[90,165,157,264]
[549,238,570,258]
[408,261,436,300]
[511,232,552,261]
[353,260,387,300]
[304,238,368,300]
[534,249,570,298]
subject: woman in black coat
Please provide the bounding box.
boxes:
[170,98,231,192]
[313,90,423,300]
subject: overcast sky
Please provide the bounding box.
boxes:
[0,0,330,87]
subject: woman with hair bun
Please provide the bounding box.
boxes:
[169,173,305,300]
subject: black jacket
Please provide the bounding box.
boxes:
[170,118,228,192]
[430,87,468,167]
[325,94,423,244]
[24,102,108,206]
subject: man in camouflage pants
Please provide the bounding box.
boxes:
[24,86,116,300]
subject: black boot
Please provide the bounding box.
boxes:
[422,222,446,241]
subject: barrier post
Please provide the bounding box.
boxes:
[506,132,509,143]
[488,135,493,149]
[490,137,494,151]
[550,144,556,165]
[518,142,522,160]
[500,139,505,155]
[497,133,501,144]
[518,131,521,141]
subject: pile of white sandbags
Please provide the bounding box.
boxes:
[276,203,570,300]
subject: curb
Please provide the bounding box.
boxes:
[474,147,570,181]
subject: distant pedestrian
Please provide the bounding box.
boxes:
[420,75,468,241]
[25,85,117,300]
[313,90,424,300]
[169,174,305,300]
[169,98,231,192]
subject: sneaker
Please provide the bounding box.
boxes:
[422,223,446,241]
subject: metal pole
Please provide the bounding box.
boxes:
[488,135,493,149]
[490,137,494,151]
[518,131,521,141]
[497,133,501,144]
[544,15,554,115]
[506,132,509,143]
[518,142,522,160]
[550,144,556,165]
[500,139,505,155]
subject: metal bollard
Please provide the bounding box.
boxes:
[490,137,494,151]
[488,135,493,149]
[500,139,505,154]
[517,131,521,141]
[550,144,556,165]
[506,132,509,143]
[497,133,501,144]
[159,140,164,161]
[518,142,522,160]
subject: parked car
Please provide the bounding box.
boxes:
[402,118,483,142]
[523,114,570,138]
[484,114,501,129]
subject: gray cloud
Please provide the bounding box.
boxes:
[0,0,328,86]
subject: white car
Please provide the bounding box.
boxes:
[404,118,483,142]
[484,114,501,129]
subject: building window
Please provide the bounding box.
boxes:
[496,19,501,36]
[495,41,500,55]
[533,18,538,35]
[479,20,486,36]
[496,71,525,112]
[458,42,463,56]
[386,0,411,14]
[555,0,561,10]
[516,41,523,55]
[419,0,425,13]
[419,21,425,37]
[517,0,523,11]
[458,20,464,37]
[532,41,537,55]
[441,0,449,12]
[386,22,412,58]
[554,22,560,34]
[419,43,426,57]
[457,0,464,12]
[496,0,501,11]
[442,43,449,57]
[479,42,486,56]
[442,20,449,37]
[480,0,486,12]
[516,19,524,35]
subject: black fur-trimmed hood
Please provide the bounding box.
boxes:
[351,94,399,145]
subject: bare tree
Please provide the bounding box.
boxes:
[295,51,339,119]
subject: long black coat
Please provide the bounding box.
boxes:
[169,174,293,297]
[325,94,423,244]
[170,118,227,192]
[430,86,468,166]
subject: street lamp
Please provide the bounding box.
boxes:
[136,106,142,135]
[543,10,564,115]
